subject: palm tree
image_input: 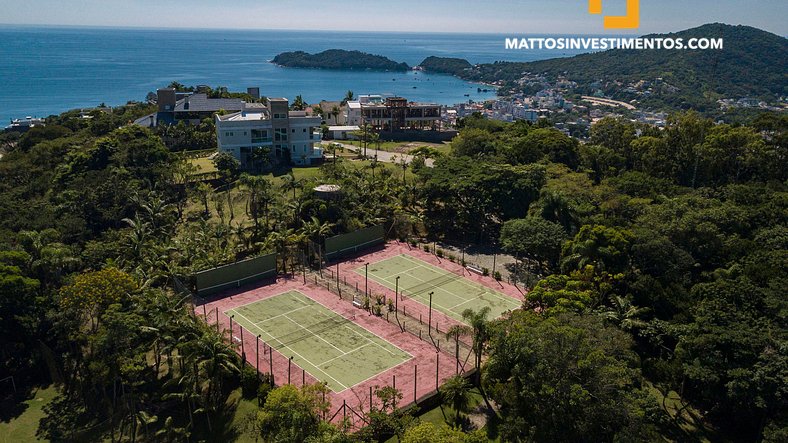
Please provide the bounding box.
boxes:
[238,174,272,239]
[280,173,301,200]
[342,90,354,105]
[461,307,491,374]
[441,375,471,424]
[193,183,213,217]
[446,324,471,374]
[603,295,649,331]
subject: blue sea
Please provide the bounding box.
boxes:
[0,26,595,123]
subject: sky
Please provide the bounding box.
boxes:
[1,0,786,35]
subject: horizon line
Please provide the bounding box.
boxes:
[0,22,686,37]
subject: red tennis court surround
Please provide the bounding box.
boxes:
[198,274,457,426]
[197,241,525,426]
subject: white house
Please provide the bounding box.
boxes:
[215,99,323,168]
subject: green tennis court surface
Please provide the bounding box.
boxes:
[359,254,520,323]
[226,290,411,392]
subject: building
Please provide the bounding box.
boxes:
[327,125,360,140]
[352,96,441,132]
[215,98,323,168]
[4,116,44,133]
[135,87,252,127]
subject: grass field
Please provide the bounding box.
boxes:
[0,386,57,442]
[226,290,411,392]
[359,254,520,323]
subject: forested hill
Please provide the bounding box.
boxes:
[462,24,788,111]
[418,56,473,75]
[272,49,410,71]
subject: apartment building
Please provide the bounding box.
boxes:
[215,98,323,168]
[345,95,441,132]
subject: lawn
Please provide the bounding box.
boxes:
[339,140,449,154]
[384,387,500,442]
[0,385,57,442]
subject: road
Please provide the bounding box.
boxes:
[581,96,637,110]
[331,143,435,167]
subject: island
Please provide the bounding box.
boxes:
[417,56,473,75]
[272,49,410,71]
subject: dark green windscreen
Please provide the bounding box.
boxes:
[324,225,385,261]
[194,253,277,296]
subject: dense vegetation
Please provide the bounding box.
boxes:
[461,24,788,112]
[272,50,410,71]
[0,87,786,442]
[418,56,473,75]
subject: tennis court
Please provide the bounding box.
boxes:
[225,290,412,392]
[358,254,521,323]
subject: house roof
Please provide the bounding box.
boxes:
[174,94,244,113]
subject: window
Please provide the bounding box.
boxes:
[274,127,288,142]
[303,128,307,132]
[292,129,295,133]
[251,129,269,143]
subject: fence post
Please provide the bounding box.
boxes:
[414,365,418,404]
[436,352,440,391]
[269,346,274,387]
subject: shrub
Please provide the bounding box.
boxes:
[423,245,431,252]
[373,305,382,316]
[409,239,418,247]
[241,364,261,399]
[482,267,490,276]
[494,271,502,281]
[363,297,370,310]
[257,378,273,406]
[388,299,395,312]
[436,249,444,258]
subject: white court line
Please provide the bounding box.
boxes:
[231,290,414,392]
[343,325,396,356]
[228,308,349,391]
[283,313,346,355]
[373,271,458,312]
[300,293,414,358]
[226,289,311,313]
[252,304,312,326]
[319,343,371,366]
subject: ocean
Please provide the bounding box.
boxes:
[0,26,596,124]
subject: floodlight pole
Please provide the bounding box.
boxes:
[336,262,340,286]
[395,276,400,311]
[428,292,434,334]
[364,262,369,297]
[229,315,234,339]
[288,356,293,384]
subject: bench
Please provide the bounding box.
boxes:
[466,264,485,275]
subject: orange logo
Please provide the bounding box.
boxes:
[589,0,640,29]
